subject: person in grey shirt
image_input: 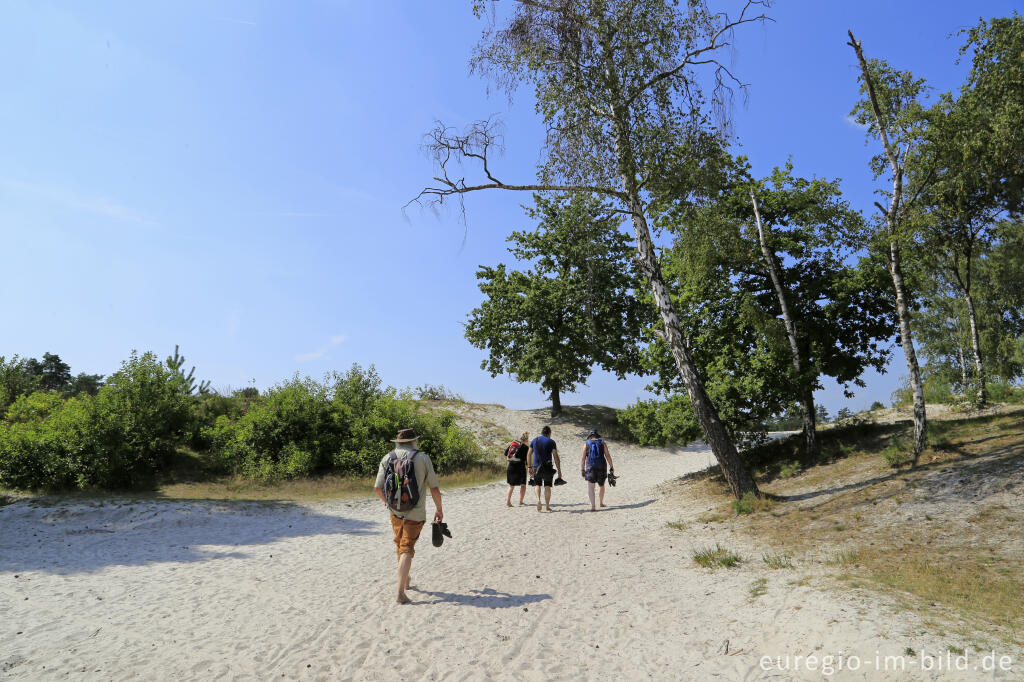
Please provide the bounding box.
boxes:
[374,428,443,604]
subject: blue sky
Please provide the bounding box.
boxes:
[1,1,1017,416]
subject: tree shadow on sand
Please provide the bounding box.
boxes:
[0,499,380,575]
[412,586,552,608]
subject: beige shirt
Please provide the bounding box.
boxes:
[374,444,440,522]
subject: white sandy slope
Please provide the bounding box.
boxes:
[1,407,1019,681]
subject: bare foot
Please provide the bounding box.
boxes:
[537,502,542,511]
[600,503,607,508]
[506,501,512,507]
[519,502,526,506]
[396,593,411,605]
[545,506,551,512]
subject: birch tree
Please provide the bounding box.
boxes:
[847,33,931,464]
[411,0,770,498]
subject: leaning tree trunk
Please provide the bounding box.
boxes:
[620,191,758,497]
[750,191,819,459]
[889,242,928,463]
[848,32,927,465]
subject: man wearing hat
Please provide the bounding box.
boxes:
[580,429,615,511]
[374,428,443,604]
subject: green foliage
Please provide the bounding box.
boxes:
[4,391,65,424]
[465,193,650,413]
[778,460,801,479]
[644,161,891,445]
[0,351,190,489]
[166,345,211,396]
[414,384,464,402]
[881,439,914,468]
[0,355,41,414]
[0,353,104,414]
[616,395,700,446]
[207,364,482,483]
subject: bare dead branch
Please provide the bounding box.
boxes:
[406,118,626,217]
[625,0,772,108]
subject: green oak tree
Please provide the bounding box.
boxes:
[465,193,649,416]
[643,161,892,455]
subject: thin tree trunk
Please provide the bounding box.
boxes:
[963,291,986,405]
[849,31,927,464]
[550,385,562,418]
[889,242,928,463]
[750,191,819,458]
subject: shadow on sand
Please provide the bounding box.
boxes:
[0,498,379,575]
[412,586,552,608]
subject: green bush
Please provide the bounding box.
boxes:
[0,351,192,490]
[616,395,701,446]
[881,438,914,468]
[4,391,66,424]
[208,365,483,482]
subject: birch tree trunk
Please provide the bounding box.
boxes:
[963,291,986,405]
[604,133,758,496]
[889,241,928,462]
[849,31,928,464]
[750,191,819,458]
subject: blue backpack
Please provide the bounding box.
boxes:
[585,439,606,470]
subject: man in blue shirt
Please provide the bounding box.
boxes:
[528,425,562,512]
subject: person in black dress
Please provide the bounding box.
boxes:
[505,431,530,507]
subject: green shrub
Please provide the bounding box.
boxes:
[4,391,65,424]
[209,364,483,482]
[616,395,700,446]
[0,351,191,490]
[778,460,801,479]
[730,491,775,515]
[881,438,914,468]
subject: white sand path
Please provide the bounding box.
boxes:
[1,410,1016,681]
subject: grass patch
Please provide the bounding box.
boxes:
[826,549,860,566]
[696,408,1024,638]
[692,544,743,569]
[730,491,776,515]
[778,460,801,479]
[762,552,794,569]
[881,438,914,468]
[749,578,768,599]
[666,520,688,531]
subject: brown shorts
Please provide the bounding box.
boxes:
[390,514,425,557]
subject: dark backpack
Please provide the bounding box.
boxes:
[504,440,523,461]
[382,450,420,513]
[585,439,606,469]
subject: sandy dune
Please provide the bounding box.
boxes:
[1,407,1017,680]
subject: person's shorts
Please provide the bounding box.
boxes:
[390,514,425,557]
[586,467,608,486]
[534,464,555,487]
[506,461,527,486]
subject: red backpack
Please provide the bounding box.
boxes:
[504,440,523,461]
